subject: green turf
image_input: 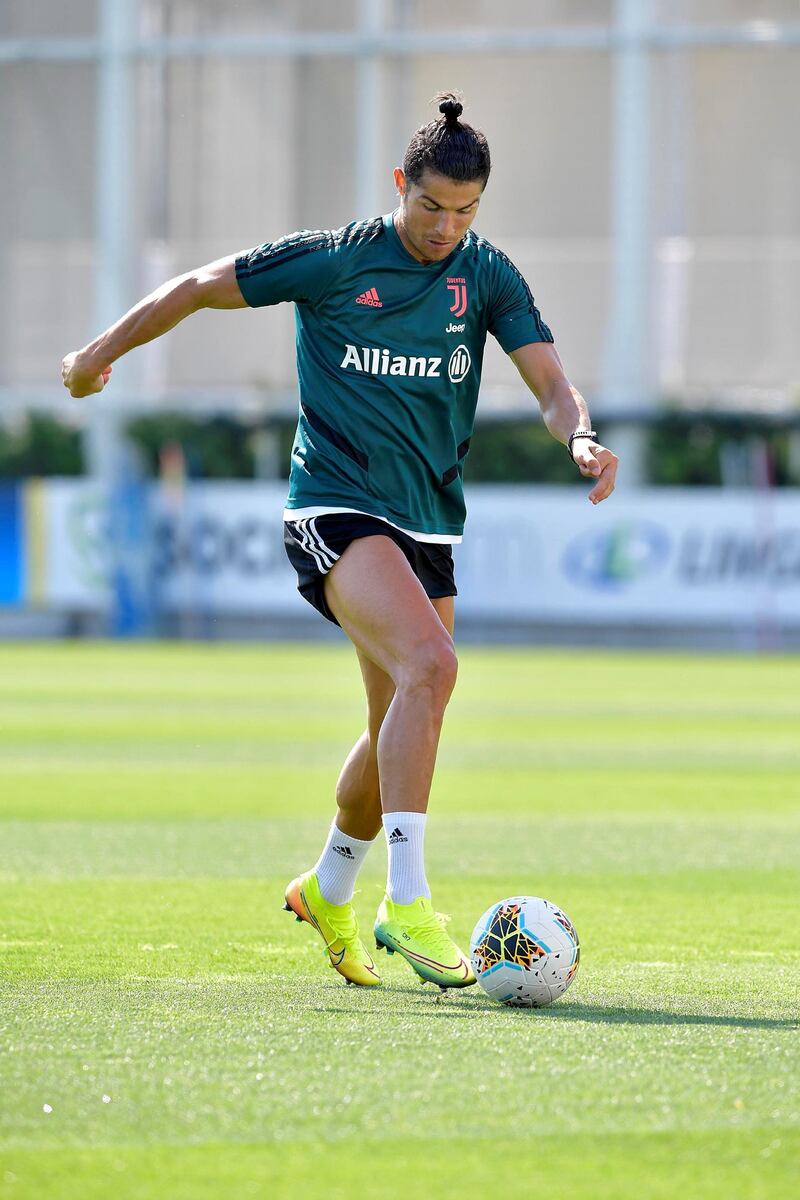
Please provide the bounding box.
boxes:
[0,643,798,1199]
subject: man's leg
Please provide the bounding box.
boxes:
[284,535,469,988]
[323,536,474,989]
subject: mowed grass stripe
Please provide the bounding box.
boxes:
[2,1131,798,1200]
[1,766,798,820]
[1,816,799,880]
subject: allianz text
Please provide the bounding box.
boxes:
[340,344,442,378]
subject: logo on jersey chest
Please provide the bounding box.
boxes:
[448,345,471,383]
[355,286,383,307]
[340,343,442,378]
[447,276,468,318]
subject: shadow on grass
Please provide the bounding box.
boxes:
[314,987,799,1029]
[535,1002,798,1030]
[452,993,799,1028]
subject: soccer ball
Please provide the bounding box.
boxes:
[470,896,580,1008]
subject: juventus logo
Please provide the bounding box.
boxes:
[448,344,472,383]
[446,277,467,317]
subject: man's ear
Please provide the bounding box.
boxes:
[393,166,407,197]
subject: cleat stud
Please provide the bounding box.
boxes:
[386,947,394,956]
[375,941,383,952]
[282,902,291,911]
[295,915,303,923]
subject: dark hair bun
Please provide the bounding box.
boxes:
[439,97,463,124]
[403,92,490,186]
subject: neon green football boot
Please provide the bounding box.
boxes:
[283,871,381,987]
[374,895,476,990]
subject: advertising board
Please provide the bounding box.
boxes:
[8,480,800,630]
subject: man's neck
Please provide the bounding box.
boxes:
[392,210,431,264]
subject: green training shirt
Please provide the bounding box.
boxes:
[235,212,553,541]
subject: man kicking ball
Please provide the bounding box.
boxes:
[62,92,618,992]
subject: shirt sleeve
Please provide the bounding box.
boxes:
[235,230,339,308]
[487,251,554,354]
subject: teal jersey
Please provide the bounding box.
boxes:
[235,212,553,541]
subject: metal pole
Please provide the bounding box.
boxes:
[87,0,137,482]
[90,0,154,636]
[4,23,800,62]
[601,0,652,485]
[355,0,384,219]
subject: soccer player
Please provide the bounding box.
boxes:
[62,93,618,992]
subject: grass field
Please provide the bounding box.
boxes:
[0,642,798,1199]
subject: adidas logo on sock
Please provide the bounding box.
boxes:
[332,844,355,858]
[388,827,408,844]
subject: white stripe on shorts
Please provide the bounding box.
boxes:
[296,520,330,572]
[289,518,337,573]
[308,518,340,569]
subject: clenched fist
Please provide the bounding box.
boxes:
[61,351,113,398]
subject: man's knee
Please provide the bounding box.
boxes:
[401,635,458,704]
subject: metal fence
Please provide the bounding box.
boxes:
[1,0,799,483]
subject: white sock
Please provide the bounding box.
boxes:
[382,811,430,905]
[313,821,374,905]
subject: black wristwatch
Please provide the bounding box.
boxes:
[568,430,597,462]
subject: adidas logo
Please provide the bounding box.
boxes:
[332,844,355,859]
[388,827,408,844]
[355,286,383,308]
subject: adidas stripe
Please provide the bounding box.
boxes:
[286,518,340,574]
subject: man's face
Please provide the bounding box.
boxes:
[394,167,484,263]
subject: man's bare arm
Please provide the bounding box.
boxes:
[510,341,618,505]
[61,255,246,398]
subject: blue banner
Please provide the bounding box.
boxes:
[0,482,23,605]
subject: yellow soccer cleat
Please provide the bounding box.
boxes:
[374,895,476,991]
[283,871,381,987]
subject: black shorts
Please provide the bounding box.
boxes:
[283,513,457,626]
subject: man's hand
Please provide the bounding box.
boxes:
[572,440,618,505]
[61,351,112,398]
